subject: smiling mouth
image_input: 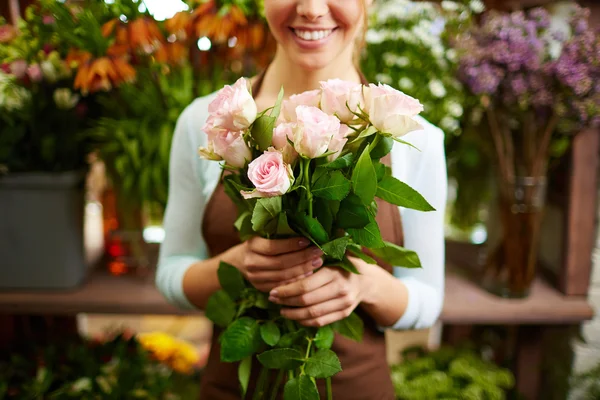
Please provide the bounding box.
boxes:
[290,28,337,41]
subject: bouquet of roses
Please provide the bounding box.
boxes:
[199,77,434,400]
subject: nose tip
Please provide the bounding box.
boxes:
[297,0,328,20]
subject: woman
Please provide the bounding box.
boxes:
[156,0,447,397]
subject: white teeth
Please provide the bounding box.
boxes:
[293,29,333,41]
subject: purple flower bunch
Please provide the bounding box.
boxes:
[458,5,600,130]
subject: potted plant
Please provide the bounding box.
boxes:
[456,5,600,297]
[0,8,97,289]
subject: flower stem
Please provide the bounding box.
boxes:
[327,377,333,400]
[304,158,313,218]
[270,370,285,400]
[253,366,269,400]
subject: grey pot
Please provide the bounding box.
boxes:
[0,171,87,289]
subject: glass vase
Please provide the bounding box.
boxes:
[482,176,547,298]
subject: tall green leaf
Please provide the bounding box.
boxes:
[305,350,342,379]
[314,326,335,350]
[320,153,354,170]
[299,214,329,245]
[252,197,282,233]
[351,147,377,206]
[370,136,394,159]
[321,237,351,260]
[205,291,236,328]
[312,171,351,201]
[239,357,252,398]
[257,348,304,370]
[218,262,246,300]
[370,242,422,269]
[337,194,370,229]
[260,321,281,347]
[347,220,385,248]
[251,115,276,151]
[220,317,262,362]
[283,376,319,400]
[333,312,364,342]
[377,176,435,211]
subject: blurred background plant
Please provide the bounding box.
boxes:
[362,0,492,238]
[0,330,201,399]
[390,345,515,399]
[0,8,96,173]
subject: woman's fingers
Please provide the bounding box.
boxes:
[269,268,335,298]
[269,279,341,307]
[247,256,322,282]
[247,236,310,256]
[279,296,355,327]
[247,246,323,272]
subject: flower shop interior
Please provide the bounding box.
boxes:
[1,0,599,398]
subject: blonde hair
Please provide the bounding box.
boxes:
[353,0,369,67]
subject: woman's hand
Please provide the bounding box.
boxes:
[229,236,324,292]
[268,258,376,327]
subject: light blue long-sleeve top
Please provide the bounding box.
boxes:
[156,93,448,330]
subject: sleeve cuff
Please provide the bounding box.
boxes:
[377,276,422,331]
[155,255,201,311]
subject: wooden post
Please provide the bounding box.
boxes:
[8,0,20,25]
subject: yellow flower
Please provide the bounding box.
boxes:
[137,332,200,374]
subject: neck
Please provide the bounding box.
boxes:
[259,47,362,98]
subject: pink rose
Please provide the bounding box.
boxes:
[210,130,252,168]
[272,122,298,164]
[10,60,27,80]
[242,148,294,199]
[281,89,321,122]
[198,140,223,161]
[27,64,43,83]
[204,77,257,133]
[327,124,351,162]
[293,106,340,159]
[320,79,364,123]
[365,83,424,137]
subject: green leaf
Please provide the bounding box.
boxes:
[300,214,329,245]
[321,236,350,260]
[337,194,370,229]
[253,291,270,309]
[305,349,342,379]
[347,220,385,248]
[370,242,422,269]
[276,212,296,236]
[205,290,236,328]
[338,257,360,274]
[252,197,282,233]
[314,198,335,235]
[376,176,435,211]
[220,317,262,362]
[235,211,255,241]
[260,321,281,346]
[251,115,276,151]
[314,326,335,350]
[283,375,319,400]
[346,244,377,265]
[351,146,377,206]
[238,357,252,398]
[370,136,394,159]
[218,262,246,300]
[333,312,364,342]
[312,171,351,201]
[257,348,304,370]
[277,330,306,348]
[223,175,248,212]
[373,162,392,181]
[320,153,354,169]
[391,136,421,151]
[270,86,285,120]
[352,125,378,142]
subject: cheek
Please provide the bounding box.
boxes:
[330,1,363,36]
[264,0,294,36]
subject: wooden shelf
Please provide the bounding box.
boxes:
[0,267,594,324]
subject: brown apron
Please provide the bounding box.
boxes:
[198,73,402,400]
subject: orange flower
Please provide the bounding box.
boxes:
[129,17,165,54]
[66,49,92,68]
[154,41,188,65]
[101,18,119,38]
[0,25,17,43]
[165,11,192,40]
[74,57,136,94]
[191,4,247,44]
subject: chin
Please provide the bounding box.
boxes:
[292,55,333,72]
